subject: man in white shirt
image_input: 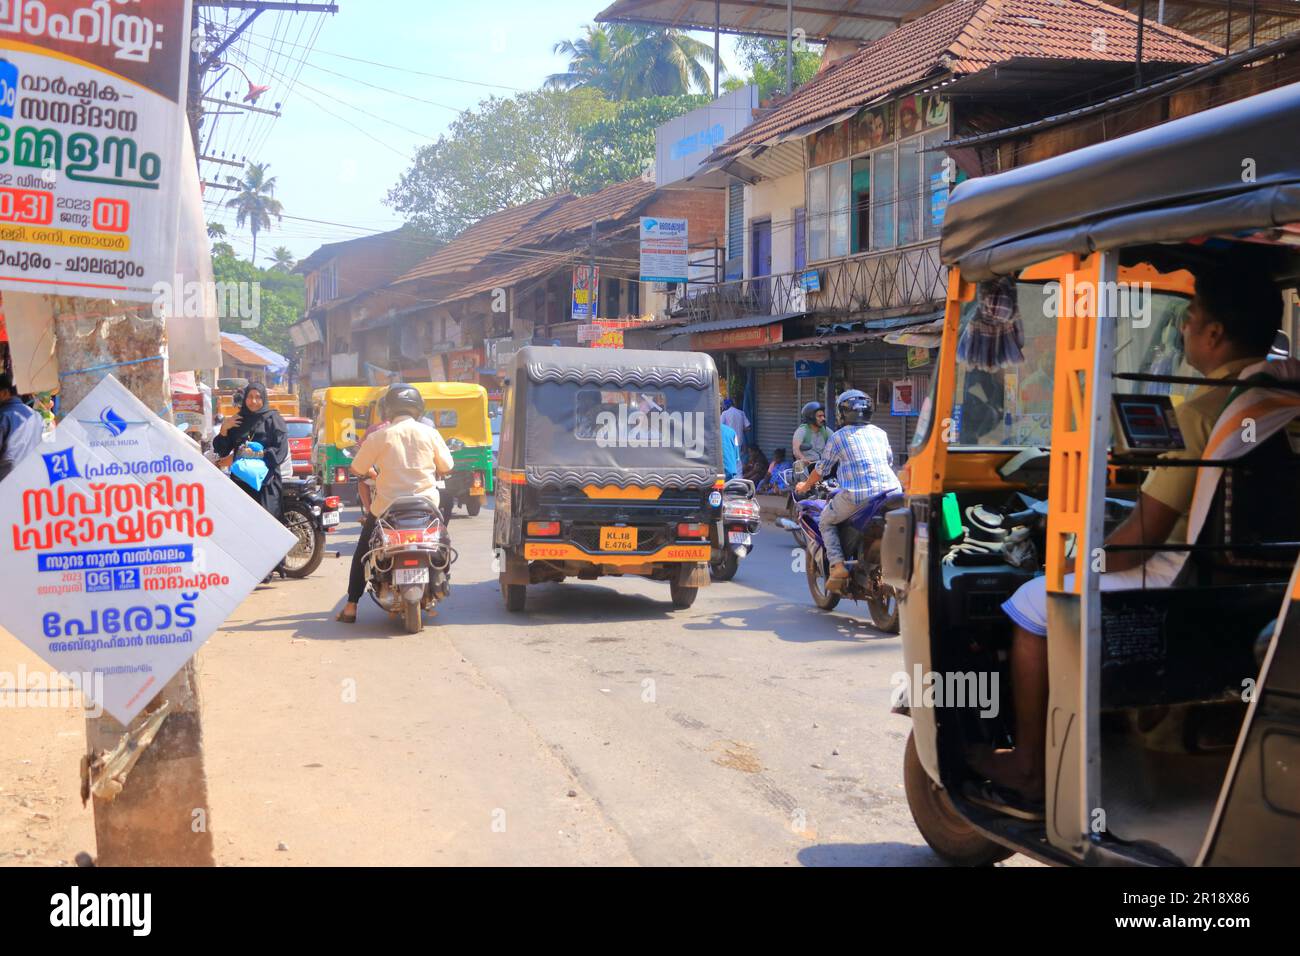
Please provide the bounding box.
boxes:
[721,397,749,441]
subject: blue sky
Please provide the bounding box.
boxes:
[200,0,744,266]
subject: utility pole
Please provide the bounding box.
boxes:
[786,0,794,95]
[55,295,216,866]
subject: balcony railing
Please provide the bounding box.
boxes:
[669,242,946,325]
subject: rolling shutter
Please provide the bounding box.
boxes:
[753,367,799,460]
[726,182,745,281]
[843,347,918,463]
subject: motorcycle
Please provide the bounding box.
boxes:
[360,495,454,633]
[710,477,761,581]
[779,470,904,632]
[278,475,341,579]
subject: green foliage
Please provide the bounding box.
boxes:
[547,24,722,98]
[212,250,304,358]
[572,93,709,193]
[224,162,284,262]
[729,37,823,100]
[385,88,614,239]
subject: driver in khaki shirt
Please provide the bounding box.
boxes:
[337,384,454,624]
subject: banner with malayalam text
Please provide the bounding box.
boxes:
[0,0,193,301]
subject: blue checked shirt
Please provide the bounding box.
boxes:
[819,423,901,501]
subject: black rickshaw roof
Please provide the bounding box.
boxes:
[513,345,718,389]
[940,80,1300,281]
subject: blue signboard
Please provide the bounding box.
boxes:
[800,270,821,292]
[795,359,830,379]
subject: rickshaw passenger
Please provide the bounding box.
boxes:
[977,265,1285,802]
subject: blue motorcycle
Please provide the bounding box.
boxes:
[781,470,903,632]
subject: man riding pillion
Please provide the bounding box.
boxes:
[336,383,455,624]
[792,401,833,464]
[795,390,902,593]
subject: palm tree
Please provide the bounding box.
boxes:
[206,221,227,240]
[224,162,283,262]
[547,24,720,98]
[266,246,296,272]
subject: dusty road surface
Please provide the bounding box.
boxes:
[3,504,1034,866]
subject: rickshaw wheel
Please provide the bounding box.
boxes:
[669,580,698,609]
[501,578,526,612]
[466,498,482,516]
[903,731,1013,867]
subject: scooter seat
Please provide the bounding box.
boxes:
[724,477,755,496]
[385,495,439,515]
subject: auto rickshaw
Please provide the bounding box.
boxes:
[311,385,380,501]
[364,381,494,516]
[493,346,724,612]
[885,80,1300,866]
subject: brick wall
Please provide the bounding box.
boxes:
[644,189,726,249]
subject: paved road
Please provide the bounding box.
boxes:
[5,503,1034,866]
[196,503,962,866]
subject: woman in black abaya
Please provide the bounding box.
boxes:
[213,382,288,518]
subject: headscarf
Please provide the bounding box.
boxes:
[217,381,286,465]
[239,382,271,425]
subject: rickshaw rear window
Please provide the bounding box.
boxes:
[911,280,1192,451]
[575,389,670,441]
[429,409,458,429]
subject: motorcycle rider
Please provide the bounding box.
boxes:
[792,401,833,465]
[795,389,901,592]
[336,383,454,624]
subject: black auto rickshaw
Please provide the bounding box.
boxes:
[493,346,725,612]
[885,80,1300,866]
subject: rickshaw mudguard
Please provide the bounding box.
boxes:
[1197,556,1300,866]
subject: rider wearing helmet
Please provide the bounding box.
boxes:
[795,388,902,592]
[336,383,455,623]
[792,401,832,464]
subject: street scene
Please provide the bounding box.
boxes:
[0,0,1299,911]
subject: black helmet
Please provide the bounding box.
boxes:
[382,383,424,422]
[800,401,824,425]
[836,388,873,425]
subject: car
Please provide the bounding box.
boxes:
[283,415,314,477]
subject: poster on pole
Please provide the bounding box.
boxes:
[0,375,295,724]
[639,216,687,283]
[0,0,194,302]
[571,265,598,321]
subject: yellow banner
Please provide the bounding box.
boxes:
[0,224,131,251]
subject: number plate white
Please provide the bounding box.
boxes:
[394,568,428,585]
[728,531,751,545]
[322,511,340,527]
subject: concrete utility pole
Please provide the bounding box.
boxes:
[786,0,795,95]
[53,298,215,866]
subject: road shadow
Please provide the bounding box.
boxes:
[220,599,421,641]
[683,600,899,647]
[798,841,949,867]
[448,576,681,627]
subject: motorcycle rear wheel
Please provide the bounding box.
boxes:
[805,548,841,610]
[709,549,739,582]
[280,504,325,579]
[867,589,900,633]
[402,600,423,633]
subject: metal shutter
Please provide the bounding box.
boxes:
[843,348,921,463]
[726,182,745,281]
[753,367,800,460]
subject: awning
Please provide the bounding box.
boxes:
[669,311,803,337]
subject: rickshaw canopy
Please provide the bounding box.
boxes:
[940,79,1300,281]
[404,381,491,447]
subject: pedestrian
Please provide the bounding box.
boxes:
[721,397,749,442]
[0,373,43,483]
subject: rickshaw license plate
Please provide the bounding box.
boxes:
[394,568,428,585]
[322,511,340,527]
[599,526,636,551]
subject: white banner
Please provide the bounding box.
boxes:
[0,374,295,723]
[639,216,688,283]
[0,0,193,301]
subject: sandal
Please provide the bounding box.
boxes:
[334,608,357,624]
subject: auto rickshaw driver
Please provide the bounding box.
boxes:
[968,262,1293,815]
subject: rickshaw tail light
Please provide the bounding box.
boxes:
[335,467,349,482]
[713,477,725,488]
[677,523,708,538]
[527,521,561,536]
[471,472,485,493]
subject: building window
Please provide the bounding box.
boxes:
[829,161,850,258]
[850,158,870,253]
[922,130,950,240]
[628,280,640,316]
[794,208,806,272]
[808,165,829,262]
[872,148,896,250]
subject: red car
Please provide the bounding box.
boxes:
[284,416,314,477]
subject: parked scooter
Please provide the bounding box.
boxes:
[359,495,454,633]
[779,468,903,632]
[277,475,341,579]
[710,477,761,581]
